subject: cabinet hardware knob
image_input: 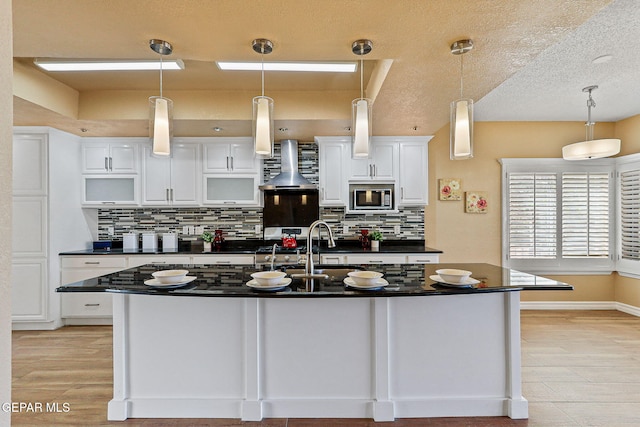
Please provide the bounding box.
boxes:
[104,157,109,171]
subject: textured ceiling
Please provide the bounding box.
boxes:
[12,0,629,140]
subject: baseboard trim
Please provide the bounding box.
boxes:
[521,301,640,317]
[616,302,640,317]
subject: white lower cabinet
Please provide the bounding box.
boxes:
[61,293,113,321]
[11,259,47,322]
[406,254,439,264]
[192,255,255,265]
[60,256,128,325]
[127,255,191,268]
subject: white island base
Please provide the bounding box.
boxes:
[107,291,527,421]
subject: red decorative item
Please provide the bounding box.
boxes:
[213,229,225,250]
[359,229,371,250]
[282,234,297,249]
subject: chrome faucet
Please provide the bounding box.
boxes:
[270,243,278,271]
[305,220,336,276]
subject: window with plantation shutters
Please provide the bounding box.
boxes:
[620,169,640,261]
[561,172,610,258]
[617,159,640,277]
[507,173,557,259]
[502,159,614,274]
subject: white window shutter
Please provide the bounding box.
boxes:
[620,169,640,261]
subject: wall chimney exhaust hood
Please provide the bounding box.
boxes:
[259,139,316,190]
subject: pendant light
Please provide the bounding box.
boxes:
[450,39,474,160]
[562,85,621,160]
[149,39,173,156]
[352,39,373,158]
[252,39,274,158]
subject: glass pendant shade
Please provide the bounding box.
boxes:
[450,99,474,160]
[149,96,173,156]
[352,98,372,158]
[253,95,274,157]
[562,138,621,160]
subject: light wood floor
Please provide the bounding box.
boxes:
[11,310,640,426]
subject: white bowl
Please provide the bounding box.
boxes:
[347,270,384,286]
[435,269,472,283]
[251,271,287,286]
[151,269,189,284]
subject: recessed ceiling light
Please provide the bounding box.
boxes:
[216,61,357,73]
[212,127,223,132]
[592,54,613,64]
[34,59,185,71]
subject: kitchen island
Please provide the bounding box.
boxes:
[57,263,571,422]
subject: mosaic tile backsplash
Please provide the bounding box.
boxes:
[96,142,424,241]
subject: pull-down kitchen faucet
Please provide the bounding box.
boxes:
[305,220,336,276]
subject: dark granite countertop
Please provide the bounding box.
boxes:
[56,263,572,298]
[59,239,442,256]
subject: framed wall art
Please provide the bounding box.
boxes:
[465,191,488,213]
[438,178,462,201]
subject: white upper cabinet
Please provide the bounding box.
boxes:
[203,137,257,174]
[141,142,201,206]
[316,137,349,206]
[349,139,398,181]
[82,139,139,174]
[318,136,431,211]
[398,138,431,206]
[201,137,262,206]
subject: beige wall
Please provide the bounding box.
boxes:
[1,0,12,423]
[426,119,626,303]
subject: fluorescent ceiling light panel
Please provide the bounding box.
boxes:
[217,61,357,72]
[34,59,185,71]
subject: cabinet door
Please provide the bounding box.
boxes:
[61,293,112,318]
[141,145,171,205]
[229,142,257,172]
[82,143,110,173]
[350,157,372,180]
[371,142,397,180]
[344,254,407,264]
[203,175,260,206]
[192,255,255,265]
[319,141,348,206]
[83,175,138,205]
[109,143,138,173]
[13,134,47,195]
[12,259,47,321]
[203,143,231,173]
[12,197,47,257]
[171,144,201,205]
[399,142,428,205]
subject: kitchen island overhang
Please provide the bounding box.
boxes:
[57,263,572,422]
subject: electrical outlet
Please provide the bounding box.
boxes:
[255,224,261,234]
[195,226,204,235]
[343,225,349,235]
[188,226,195,235]
[182,226,189,235]
[108,226,114,236]
[394,225,401,234]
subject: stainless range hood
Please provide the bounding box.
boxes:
[259,139,316,190]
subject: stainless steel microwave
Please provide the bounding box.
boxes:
[352,187,393,210]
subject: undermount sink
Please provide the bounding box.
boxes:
[282,265,364,281]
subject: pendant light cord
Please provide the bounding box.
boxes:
[159,55,163,99]
[360,57,364,99]
[585,88,596,141]
[459,53,464,99]
[261,43,265,97]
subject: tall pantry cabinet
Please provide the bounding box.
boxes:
[12,127,92,330]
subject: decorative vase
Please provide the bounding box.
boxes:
[359,229,371,250]
[203,241,212,252]
[371,240,380,252]
[213,229,224,250]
